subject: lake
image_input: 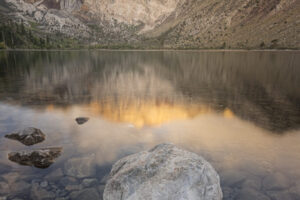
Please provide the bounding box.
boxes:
[0,50,300,200]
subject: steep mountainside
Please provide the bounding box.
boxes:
[0,0,299,49]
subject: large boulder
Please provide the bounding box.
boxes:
[103,143,222,200]
[5,127,45,146]
[8,147,62,168]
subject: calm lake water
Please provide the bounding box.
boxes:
[0,50,300,200]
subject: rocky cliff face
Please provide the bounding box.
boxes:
[1,0,300,48]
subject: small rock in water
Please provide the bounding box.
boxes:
[104,143,223,200]
[8,147,62,168]
[5,127,45,146]
[40,181,48,188]
[75,117,89,125]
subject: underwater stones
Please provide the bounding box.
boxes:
[262,172,291,190]
[0,163,11,174]
[59,176,78,187]
[0,182,9,195]
[236,188,270,200]
[5,127,45,146]
[44,168,64,181]
[30,182,55,200]
[104,143,223,200]
[10,181,31,195]
[221,169,247,187]
[81,178,98,188]
[64,154,96,178]
[70,188,100,200]
[65,184,81,191]
[40,181,48,188]
[8,147,62,168]
[75,117,89,125]
[242,177,262,191]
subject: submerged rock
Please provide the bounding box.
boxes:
[75,117,89,125]
[70,188,100,200]
[64,154,96,178]
[30,182,55,200]
[8,147,62,169]
[5,127,45,146]
[104,143,222,200]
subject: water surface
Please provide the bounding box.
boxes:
[0,50,300,200]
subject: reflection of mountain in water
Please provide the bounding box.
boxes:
[0,51,299,132]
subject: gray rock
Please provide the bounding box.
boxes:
[263,172,291,190]
[0,182,9,195]
[236,188,270,200]
[266,190,293,200]
[75,117,89,125]
[221,186,235,200]
[44,168,64,181]
[104,143,222,200]
[289,185,300,199]
[100,175,109,185]
[55,198,68,200]
[97,185,105,196]
[8,147,62,168]
[55,189,68,197]
[59,177,78,187]
[70,188,100,200]
[64,154,96,178]
[5,127,45,146]
[30,183,55,200]
[81,178,98,188]
[10,181,31,195]
[65,184,81,191]
[221,169,247,187]
[242,177,262,191]
[0,163,11,174]
[40,181,48,188]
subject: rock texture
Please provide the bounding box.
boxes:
[1,0,299,48]
[5,127,45,146]
[103,143,222,200]
[8,147,62,168]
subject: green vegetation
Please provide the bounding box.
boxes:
[0,41,6,49]
[0,20,85,49]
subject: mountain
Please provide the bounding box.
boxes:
[0,0,299,49]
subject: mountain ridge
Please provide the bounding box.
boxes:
[0,0,299,49]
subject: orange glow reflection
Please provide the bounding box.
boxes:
[84,101,235,128]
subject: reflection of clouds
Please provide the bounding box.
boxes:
[1,103,300,193]
[85,101,212,128]
[69,106,300,186]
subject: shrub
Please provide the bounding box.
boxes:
[0,42,6,49]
